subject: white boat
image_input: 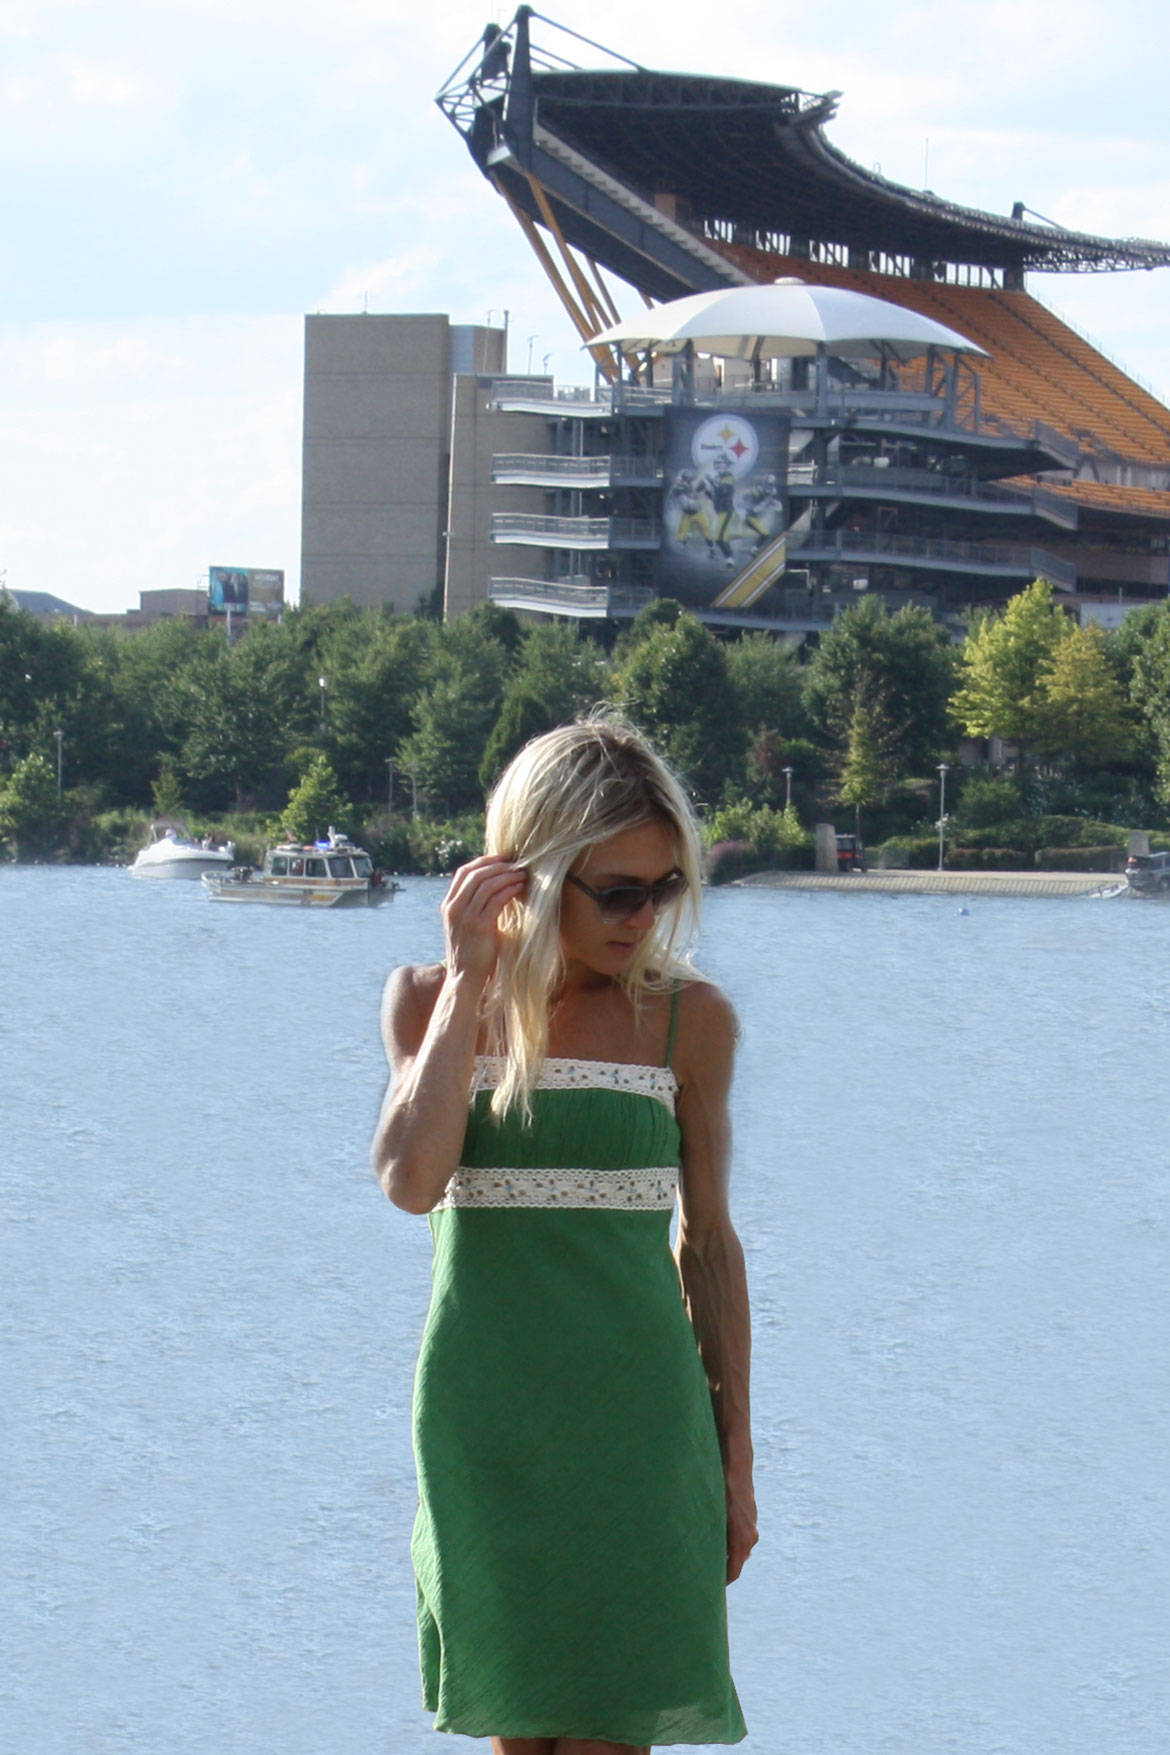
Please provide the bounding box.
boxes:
[130,820,237,880]
[201,830,397,907]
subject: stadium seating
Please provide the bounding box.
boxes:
[717,245,1170,468]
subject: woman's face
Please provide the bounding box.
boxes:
[558,818,682,981]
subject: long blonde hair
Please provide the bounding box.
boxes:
[482,713,706,1118]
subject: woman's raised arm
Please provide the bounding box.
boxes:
[673,982,758,1583]
[371,855,526,1214]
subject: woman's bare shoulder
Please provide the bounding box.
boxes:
[675,977,736,1032]
[379,962,446,1063]
[673,979,737,1081]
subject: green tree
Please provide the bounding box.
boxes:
[950,580,1069,751]
[1032,622,1135,767]
[1126,608,1170,800]
[480,688,557,793]
[178,625,308,810]
[280,754,351,844]
[0,752,68,860]
[0,597,112,793]
[836,695,898,834]
[319,613,437,801]
[614,613,746,804]
[725,633,808,740]
[459,600,525,658]
[744,729,823,812]
[512,622,607,718]
[0,594,65,763]
[612,596,684,664]
[401,677,502,813]
[150,754,185,818]
[479,624,609,791]
[400,616,512,813]
[806,595,956,778]
[83,618,208,805]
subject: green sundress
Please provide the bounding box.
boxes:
[410,1048,747,1745]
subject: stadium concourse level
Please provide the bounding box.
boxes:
[711,246,1170,478]
[436,11,1170,614]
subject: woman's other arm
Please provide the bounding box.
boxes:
[371,856,526,1214]
[674,983,758,1583]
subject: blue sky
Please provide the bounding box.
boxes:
[3,0,1169,613]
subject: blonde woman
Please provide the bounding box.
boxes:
[373,716,755,1755]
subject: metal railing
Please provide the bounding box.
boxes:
[490,453,664,484]
[491,379,556,402]
[492,453,611,480]
[610,455,664,482]
[489,578,655,618]
[797,467,1078,528]
[787,527,1077,587]
[491,513,611,543]
[490,513,660,545]
[486,379,1084,464]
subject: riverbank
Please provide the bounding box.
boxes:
[737,869,1131,898]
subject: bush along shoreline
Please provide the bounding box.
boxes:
[8,586,1170,877]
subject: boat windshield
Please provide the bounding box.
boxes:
[327,856,354,878]
[351,856,372,877]
[305,857,327,878]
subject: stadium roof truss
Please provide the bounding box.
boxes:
[437,7,1170,381]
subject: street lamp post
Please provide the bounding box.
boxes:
[54,728,63,798]
[783,765,794,812]
[937,762,950,871]
[318,676,327,733]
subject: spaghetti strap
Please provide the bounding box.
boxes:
[664,983,682,1068]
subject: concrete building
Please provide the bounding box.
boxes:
[423,13,1170,630]
[298,316,1170,639]
[6,589,87,621]
[300,314,507,612]
[126,588,211,627]
[445,371,561,619]
[5,585,212,629]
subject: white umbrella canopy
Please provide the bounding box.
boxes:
[589,278,987,363]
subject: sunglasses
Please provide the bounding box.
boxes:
[565,869,688,924]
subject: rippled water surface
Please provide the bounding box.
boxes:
[3,868,1168,1754]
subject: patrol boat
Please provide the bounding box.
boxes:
[201,829,397,907]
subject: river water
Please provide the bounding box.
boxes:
[2,868,1168,1755]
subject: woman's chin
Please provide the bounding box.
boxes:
[604,938,641,963]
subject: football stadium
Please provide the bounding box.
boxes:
[427,7,1170,635]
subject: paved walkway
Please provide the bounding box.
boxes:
[736,869,1131,898]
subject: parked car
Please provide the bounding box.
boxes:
[1125,850,1170,894]
[836,833,866,873]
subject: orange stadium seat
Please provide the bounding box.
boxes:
[715,245,1170,470]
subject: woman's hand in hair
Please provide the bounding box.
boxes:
[441,856,528,988]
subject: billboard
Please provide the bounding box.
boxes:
[659,411,789,610]
[208,567,285,618]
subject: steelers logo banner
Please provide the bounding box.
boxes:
[660,409,790,608]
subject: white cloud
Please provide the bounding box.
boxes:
[0,317,302,614]
[317,248,446,313]
[0,0,1169,609]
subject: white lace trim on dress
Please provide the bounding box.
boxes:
[473,1055,677,1112]
[434,1165,679,1211]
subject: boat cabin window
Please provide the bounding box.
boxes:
[305,857,326,878]
[289,857,305,877]
[270,856,289,875]
[327,856,354,878]
[352,856,372,877]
